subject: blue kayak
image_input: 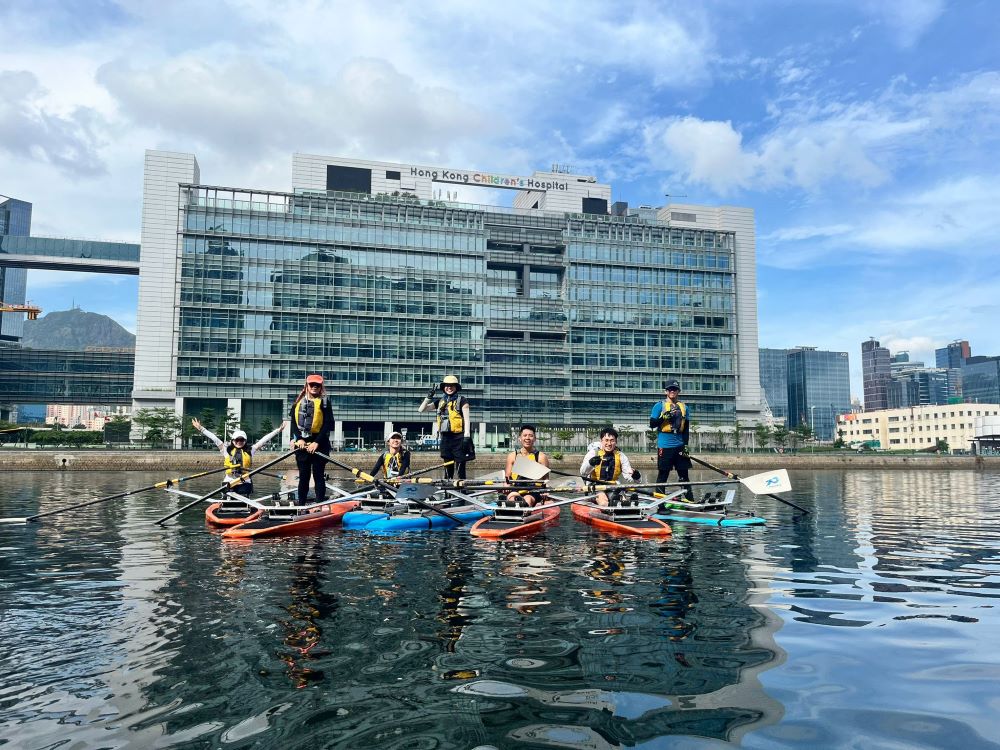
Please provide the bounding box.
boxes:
[653,510,765,527]
[343,508,488,531]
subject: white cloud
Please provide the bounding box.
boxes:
[867,0,945,48]
[0,70,107,176]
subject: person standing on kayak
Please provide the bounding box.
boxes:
[192,418,287,497]
[370,431,412,480]
[289,374,335,506]
[504,424,551,506]
[418,374,474,480]
[649,379,693,502]
[580,427,641,507]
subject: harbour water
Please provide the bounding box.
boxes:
[1,469,998,748]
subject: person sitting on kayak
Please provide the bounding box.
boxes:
[192,418,286,497]
[504,424,552,507]
[370,431,411,480]
[580,426,641,507]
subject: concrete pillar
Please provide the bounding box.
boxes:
[384,421,393,440]
[227,398,242,438]
[333,420,344,450]
[478,422,486,445]
[173,397,184,449]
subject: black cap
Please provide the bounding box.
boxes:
[663,380,681,391]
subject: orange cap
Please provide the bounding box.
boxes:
[306,374,324,385]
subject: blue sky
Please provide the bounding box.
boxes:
[3,0,998,399]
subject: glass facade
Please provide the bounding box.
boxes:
[758,348,789,421]
[786,348,851,440]
[0,349,134,404]
[174,186,739,427]
[861,338,890,410]
[888,368,953,408]
[962,358,1000,404]
[0,197,32,344]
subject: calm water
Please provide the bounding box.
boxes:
[1,469,998,749]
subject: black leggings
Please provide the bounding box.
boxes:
[295,443,330,504]
[656,446,692,500]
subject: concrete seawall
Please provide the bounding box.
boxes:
[2,450,998,472]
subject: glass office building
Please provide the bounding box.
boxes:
[963,357,1000,404]
[758,348,789,422]
[0,348,134,404]
[786,347,851,441]
[0,196,32,345]
[135,151,761,445]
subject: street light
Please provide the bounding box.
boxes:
[809,406,817,450]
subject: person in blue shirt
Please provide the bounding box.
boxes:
[649,380,693,501]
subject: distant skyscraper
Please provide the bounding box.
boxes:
[962,357,1000,404]
[888,368,953,408]
[861,338,891,410]
[936,340,970,369]
[0,196,32,346]
[787,347,852,441]
[758,348,789,422]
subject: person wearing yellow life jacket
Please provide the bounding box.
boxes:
[503,424,552,507]
[370,431,411,480]
[579,426,641,507]
[649,379,693,502]
[418,374,474,479]
[192,417,287,496]
[289,374,335,506]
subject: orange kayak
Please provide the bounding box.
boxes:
[470,505,561,540]
[572,503,672,537]
[205,501,262,527]
[222,501,358,539]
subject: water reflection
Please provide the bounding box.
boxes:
[0,469,997,749]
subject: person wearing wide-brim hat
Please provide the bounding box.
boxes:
[418,374,474,479]
[649,379,693,502]
[370,431,411,480]
[289,373,335,505]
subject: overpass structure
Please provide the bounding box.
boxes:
[0,236,140,274]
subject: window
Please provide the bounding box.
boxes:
[386,170,401,180]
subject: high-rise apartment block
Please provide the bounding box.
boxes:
[0,196,32,346]
[861,337,890,410]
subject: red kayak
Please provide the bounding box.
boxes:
[205,501,262,527]
[572,503,672,537]
[470,505,561,540]
[222,500,358,539]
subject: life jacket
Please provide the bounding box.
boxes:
[225,446,251,476]
[509,450,539,480]
[590,449,622,482]
[660,401,688,434]
[437,395,465,433]
[382,451,405,479]
[295,397,324,436]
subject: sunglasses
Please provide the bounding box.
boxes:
[307,383,322,388]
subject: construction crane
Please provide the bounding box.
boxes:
[0,302,42,320]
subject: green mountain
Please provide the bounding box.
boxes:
[21,309,135,350]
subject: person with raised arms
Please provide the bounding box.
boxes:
[192,417,287,497]
[580,426,641,506]
[503,423,551,506]
[370,431,411,480]
[289,374,335,506]
[649,379,693,502]
[418,374,474,480]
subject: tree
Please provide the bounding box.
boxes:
[936,438,949,454]
[834,428,846,450]
[733,419,744,452]
[754,424,771,452]
[132,408,182,445]
[104,415,131,444]
[772,425,789,451]
[793,424,813,448]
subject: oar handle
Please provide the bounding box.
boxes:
[312,450,376,482]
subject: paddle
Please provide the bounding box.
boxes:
[153,449,298,526]
[382,461,454,483]
[0,465,233,525]
[687,454,808,514]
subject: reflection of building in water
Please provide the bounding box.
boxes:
[840,470,997,586]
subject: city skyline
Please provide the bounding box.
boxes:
[4,1,999,399]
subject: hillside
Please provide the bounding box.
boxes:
[21,309,135,350]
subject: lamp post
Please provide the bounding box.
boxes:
[809,406,817,450]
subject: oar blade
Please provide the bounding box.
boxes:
[510,456,550,481]
[740,469,791,495]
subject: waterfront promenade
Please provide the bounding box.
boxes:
[2,449,998,472]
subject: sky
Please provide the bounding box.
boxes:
[3,0,999,400]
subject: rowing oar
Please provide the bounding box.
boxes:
[314,452,467,524]
[389,461,454,482]
[154,449,298,526]
[0,465,232,525]
[688,454,809,515]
